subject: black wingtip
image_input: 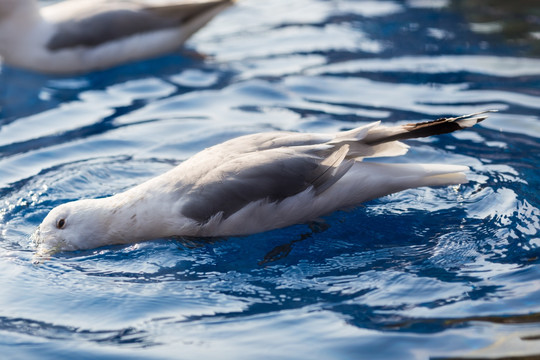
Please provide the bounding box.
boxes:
[408,109,497,129]
[365,110,495,145]
[448,109,498,124]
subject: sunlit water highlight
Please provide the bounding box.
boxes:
[0,0,539,359]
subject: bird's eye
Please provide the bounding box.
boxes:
[56,218,66,229]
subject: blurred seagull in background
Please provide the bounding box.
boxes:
[33,111,495,255]
[0,0,235,74]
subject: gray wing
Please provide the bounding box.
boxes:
[173,131,335,186]
[181,146,352,223]
[188,131,333,163]
[46,0,231,51]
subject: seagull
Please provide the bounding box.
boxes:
[32,111,494,255]
[0,0,235,74]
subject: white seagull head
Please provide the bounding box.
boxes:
[32,199,112,255]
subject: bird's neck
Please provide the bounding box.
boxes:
[103,186,193,245]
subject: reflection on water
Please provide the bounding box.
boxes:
[451,0,540,55]
[0,0,539,359]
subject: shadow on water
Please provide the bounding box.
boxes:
[258,220,330,266]
[0,316,155,347]
[450,0,540,56]
[0,50,224,124]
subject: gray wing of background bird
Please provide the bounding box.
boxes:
[46,0,233,50]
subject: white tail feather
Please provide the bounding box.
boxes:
[338,162,469,204]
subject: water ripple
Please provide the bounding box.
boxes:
[1,0,539,359]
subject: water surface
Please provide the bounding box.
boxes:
[1,0,539,359]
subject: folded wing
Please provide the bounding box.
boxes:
[181,145,353,222]
[46,0,233,50]
[179,111,493,225]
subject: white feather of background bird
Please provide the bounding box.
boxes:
[0,0,235,74]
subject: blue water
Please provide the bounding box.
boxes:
[1,1,540,359]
